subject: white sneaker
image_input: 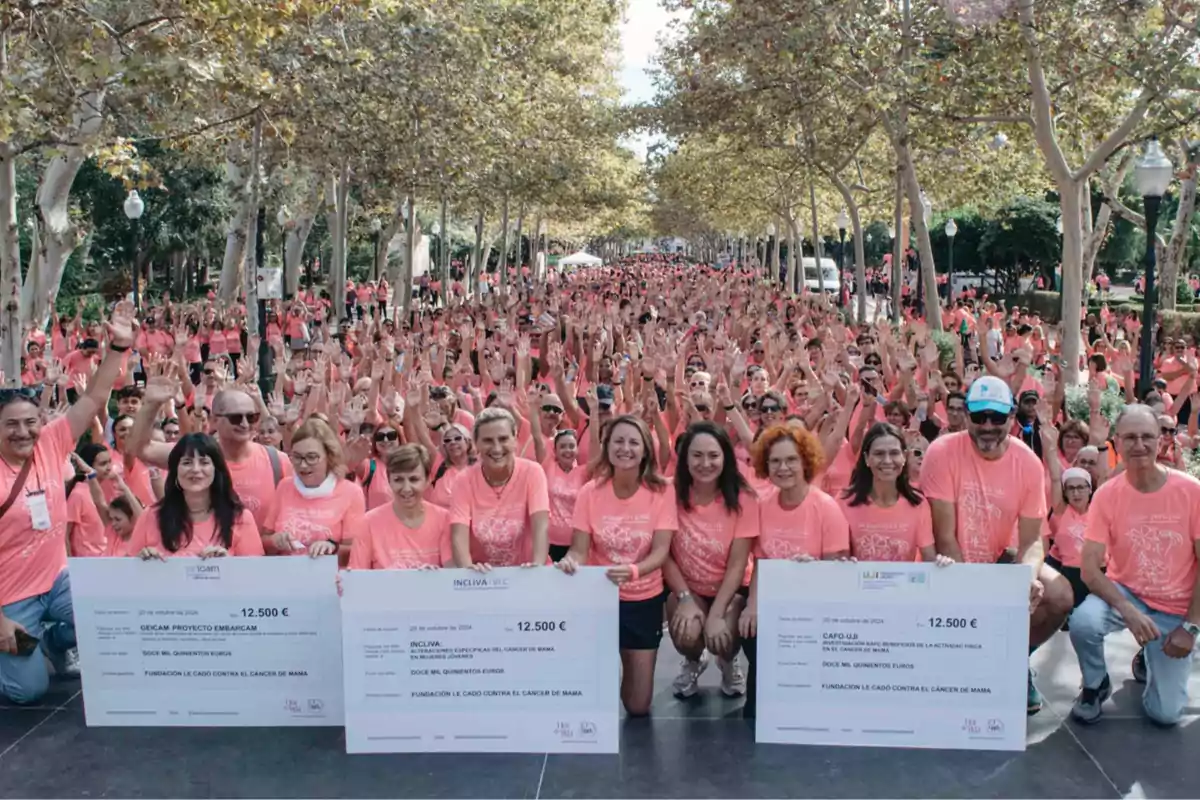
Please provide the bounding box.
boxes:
[672,652,709,698]
[61,647,82,677]
[718,656,746,697]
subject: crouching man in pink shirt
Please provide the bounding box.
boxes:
[1070,404,1200,726]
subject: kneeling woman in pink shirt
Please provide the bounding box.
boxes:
[664,421,757,701]
[263,418,365,564]
[351,445,453,570]
[558,415,678,717]
[129,434,264,560]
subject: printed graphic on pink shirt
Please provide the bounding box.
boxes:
[1122,517,1189,589]
[852,525,916,562]
[956,480,1009,563]
[592,511,656,596]
[472,509,527,565]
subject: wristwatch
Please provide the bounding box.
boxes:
[1182,621,1200,638]
[677,590,693,603]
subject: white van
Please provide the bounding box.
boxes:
[802,257,841,294]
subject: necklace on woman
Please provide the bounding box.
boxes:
[484,469,511,498]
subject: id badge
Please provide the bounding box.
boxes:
[26,491,51,531]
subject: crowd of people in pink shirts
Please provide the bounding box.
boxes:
[0,253,1195,729]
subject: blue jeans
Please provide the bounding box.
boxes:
[0,570,76,704]
[1069,583,1196,725]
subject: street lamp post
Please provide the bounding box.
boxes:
[945,218,958,305]
[123,190,145,310]
[370,217,383,283]
[837,210,849,307]
[766,222,777,284]
[1134,136,1174,397]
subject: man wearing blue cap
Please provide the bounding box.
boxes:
[921,376,1075,715]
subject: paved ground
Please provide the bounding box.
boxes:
[0,628,1196,798]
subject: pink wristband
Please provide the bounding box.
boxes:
[628,563,640,582]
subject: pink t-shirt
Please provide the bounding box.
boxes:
[542,457,587,547]
[350,502,453,569]
[448,459,550,566]
[264,478,366,551]
[839,496,934,562]
[571,479,678,601]
[821,440,856,496]
[124,507,265,558]
[673,494,759,596]
[756,486,849,560]
[1049,504,1088,568]
[224,443,293,529]
[920,432,1047,563]
[425,461,468,509]
[67,485,107,557]
[360,459,393,511]
[0,416,75,605]
[1085,470,1200,616]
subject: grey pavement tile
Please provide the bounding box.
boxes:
[1067,718,1200,799]
[0,707,543,799]
[0,708,54,753]
[537,717,1119,799]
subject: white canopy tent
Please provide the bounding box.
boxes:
[559,250,603,268]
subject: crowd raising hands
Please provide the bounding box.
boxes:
[0,258,1196,727]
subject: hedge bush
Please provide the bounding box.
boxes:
[1159,311,1200,340]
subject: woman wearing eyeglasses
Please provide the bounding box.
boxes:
[739,424,850,718]
[351,445,452,570]
[129,434,264,560]
[263,418,364,562]
[839,422,947,564]
[1040,424,1094,610]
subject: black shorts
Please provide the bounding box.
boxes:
[1045,554,1091,608]
[695,586,750,608]
[620,592,667,651]
[549,544,571,563]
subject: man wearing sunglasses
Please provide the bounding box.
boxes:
[130,383,292,533]
[921,376,1074,716]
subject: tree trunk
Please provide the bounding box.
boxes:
[285,182,322,298]
[326,162,350,318]
[892,171,904,323]
[22,88,108,327]
[0,143,21,385]
[244,205,261,334]
[439,197,449,283]
[898,146,941,330]
[808,181,824,293]
[1161,142,1198,311]
[513,203,525,283]
[831,174,868,324]
[401,193,418,317]
[218,129,260,303]
[497,195,510,296]
[471,207,485,298]
[786,215,801,295]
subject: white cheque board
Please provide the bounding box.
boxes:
[341,566,619,754]
[756,560,1030,751]
[69,556,343,726]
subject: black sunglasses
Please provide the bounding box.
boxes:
[1161,427,1177,436]
[374,430,399,442]
[760,403,782,413]
[694,404,710,413]
[541,405,564,414]
[219,412,261,426]
[910,449,925,458]
[968,410,1010,426]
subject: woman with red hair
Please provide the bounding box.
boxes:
[738,423,850,718]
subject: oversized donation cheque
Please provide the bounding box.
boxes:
[68,557,344,726]
[756,560,1030,751]
[340,567,619,754]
